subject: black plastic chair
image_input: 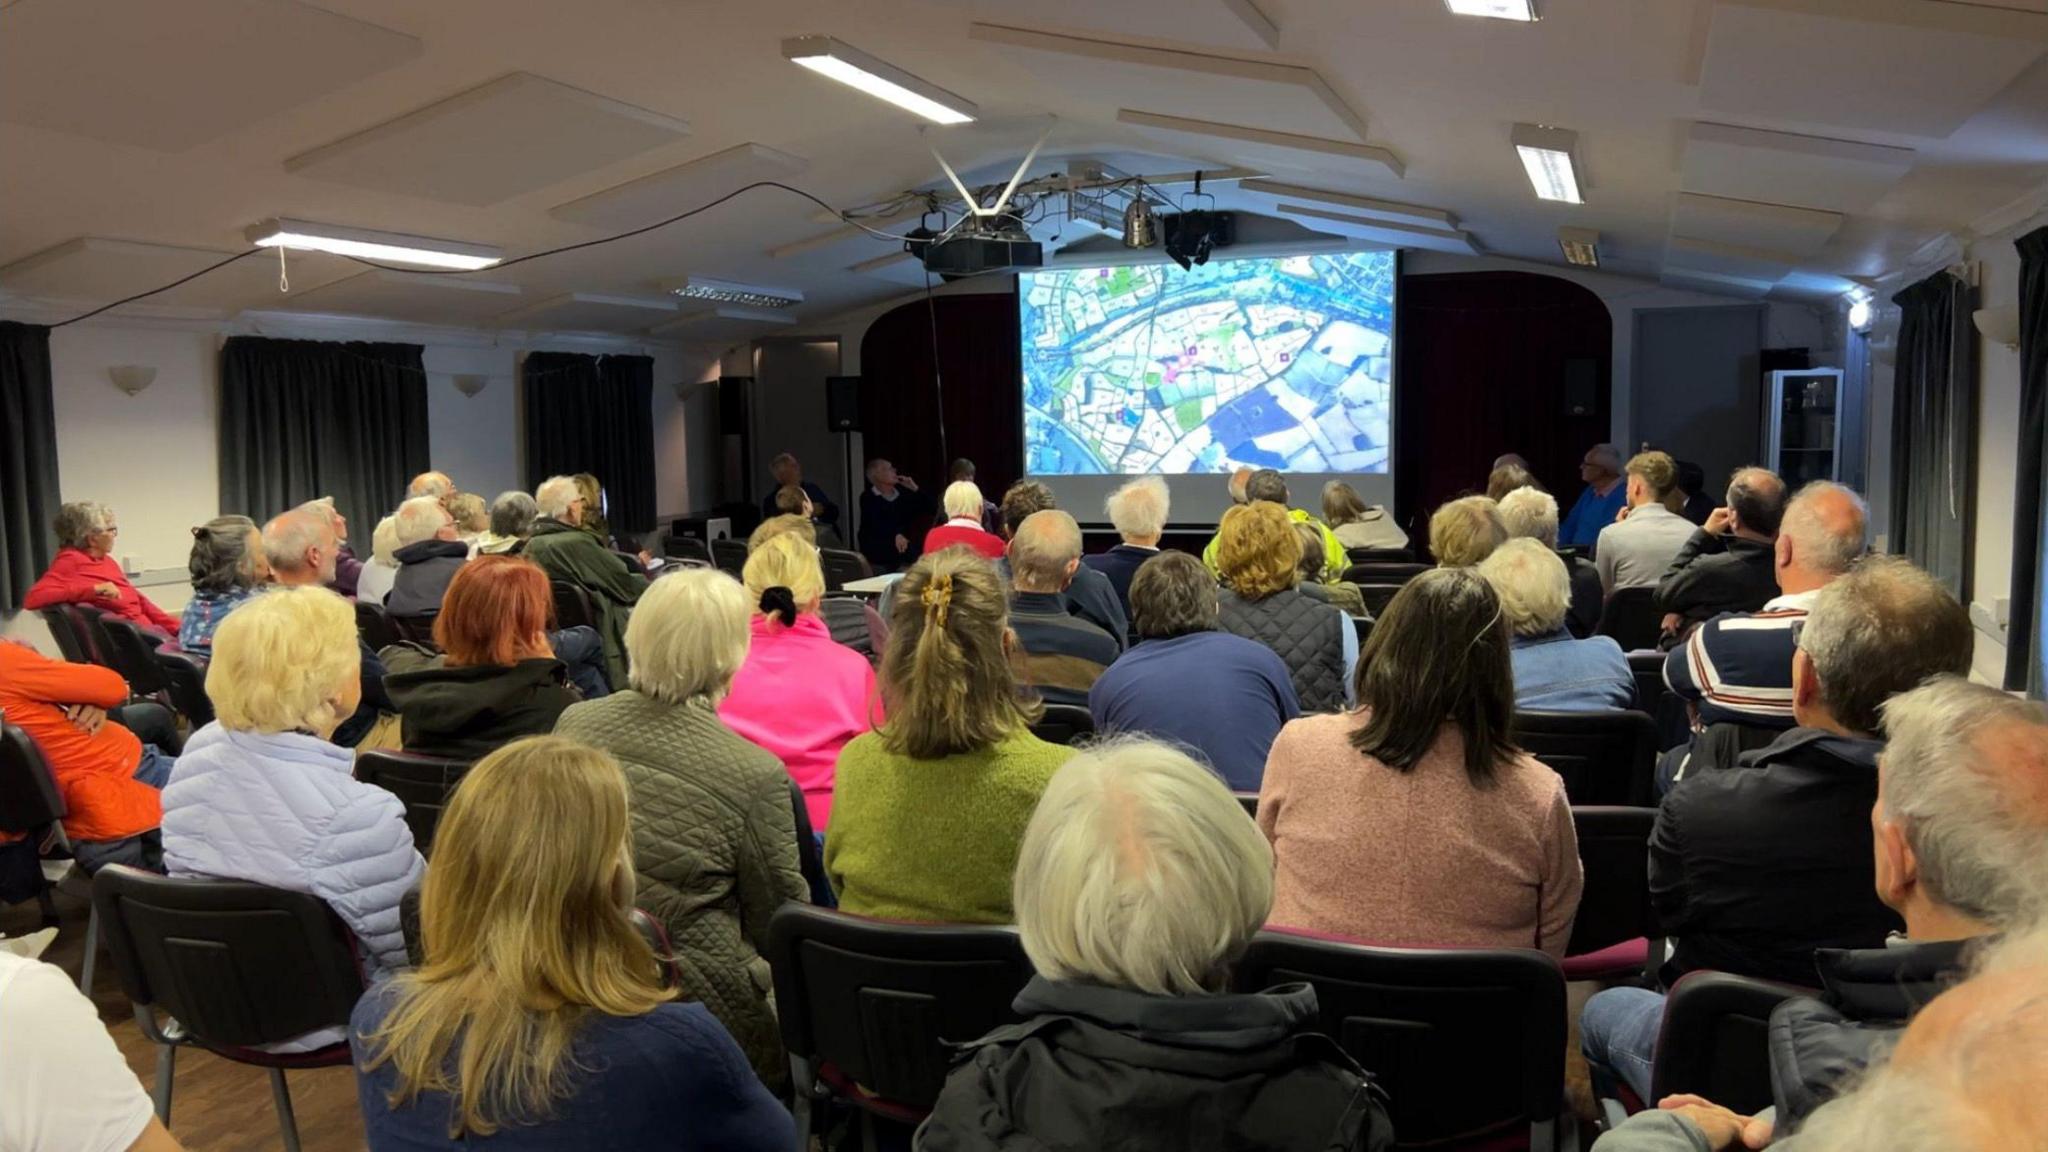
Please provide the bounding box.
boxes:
[354,751,471,856]
[91,867,365,1151]
[1356,583,1408,617]
[711,537,750,577]
[1597,586,1664,652]
[353,600,402,653]
[1515,709,1659,806]
[0,722,67,928]
[1627,650,1667,714]
[820,547,875,592]
[1564,806,1658,981]
[767,904,1035,1138]
[1234,931,1569,1152]
[663,533,714,566]
[98,616,169,697]
[1649,971,1811,1116]
[1340,560,1430,587]
[550,581,599,632]
[67,603,122,670]
[1345,547,1414,565]
[152,649,214,728]
[1029,703,1096,746]
[37,607,92,663]
[388,612,440,649]
[1234,792,1260,822]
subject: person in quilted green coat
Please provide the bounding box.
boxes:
[554,568,808,1088]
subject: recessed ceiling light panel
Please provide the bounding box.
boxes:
[668,276,804,309]
[1511,123,1584,204]
[245,218,502,270]
[1558,226,1599,267]
[1446,0,1537,20]
[782,35,977,124]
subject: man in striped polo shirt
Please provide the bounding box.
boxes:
[1657,481,1870,794]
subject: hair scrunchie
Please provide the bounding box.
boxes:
[920,570,955,631]
[760,586,798,627]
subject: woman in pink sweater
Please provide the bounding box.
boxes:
[719,527,881,830]
[1256,567,1583,957]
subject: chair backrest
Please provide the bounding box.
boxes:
[1028,703,1095,746]
[819,548,874,593]
[152,649,214,728]
[354,600,402,653]
[1597,586,1663,652]
[1346,547,1414,565]
[1233,792,1259,822]
[1356,583,1407,617]
[354,751,471,856]
[36,608,91,664]
[549,582,598,632]
[1340,560,1430,587]
[91,866,365,1047]
[1626,650,1668,714]
[1514,709,1659,806]
[66,604,120,669]
[711,537,749,577]
[388,612,440,649]
[0,723,67,833]
[98,617,168,695]
[1234,931,1565,1148]
[662,533,713,566]
[817,597,877,664]
[767,904,1035,1112]
[1566,806,1658,958]
[1651,972,1810,1114]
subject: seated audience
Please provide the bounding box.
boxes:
[826,549,1072,922]
[24,500,177,635]
[1595,451,1696,594]
[301,496,363,598]
[856,457,932,573]
[1480,539,1633,711]
[1083,475,1169,617]
[770,483,812,519]
[1673,458,1715,525]
[918,739,1393,1152]
[1486,460,1540,501]
[1089,552,1300,791]
[997,480,1128,646]
[355,515,402,606]
[382,557,583,760]
[350,735,791,1151]
[1007,510,1121,707]
[1497,485,1602,638]
[1654,465,1786,641]
[0,942,187,1152]
[923,480,1008,559]
[1204,469,1345,579]
[950,456,1003,533]
[751,514,890,663]
[385,495,470,618]
[162,587,424,1002]
[1322,479,1408,552]
[525,475,648,688]
[553,570,808,1085]
[1558,442,1626,551]
[476,490,535,555]
[1429,495,1507,567]
[263,507,394,749]
[178,514,267,651]
[446,491,488,554]
[407,471,454,500]
[1214,501,1352,714]
[0,634,175,873]
[717,532,881,831]
[1258,568,1583,956]
[1293,521,1368,616]
[759,450,840,532]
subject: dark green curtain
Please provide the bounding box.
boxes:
[217,336,429,534]
[0,322,61,611]
[2006,226,2048,694]
[521,352,656,534]
[1888,270,1977,600]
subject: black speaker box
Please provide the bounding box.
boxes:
[1563,358,1598,418]
[719,376,751,435]
[826,375,862,433]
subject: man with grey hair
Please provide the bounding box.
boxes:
[1582,556,1974,1104]
[477,491,537,555]
[759,451,840,531]
[406,470,454,501]
[384,495,468,618]
[1654,465,1787,639]
[1083,475,1170,617]
[1559,442,1626,549]
[1007,510,1120,707]
[525,475,647,687]
[293,496,362,597]
[261,507,390,749]
[995,481,1129,649]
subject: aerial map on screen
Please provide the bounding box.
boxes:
[1019,250,1395,476]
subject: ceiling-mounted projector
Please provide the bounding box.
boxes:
[913,213,1043,280]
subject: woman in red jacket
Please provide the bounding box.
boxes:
[23,501,178,635]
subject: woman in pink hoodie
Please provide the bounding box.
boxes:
[718,526,881,830]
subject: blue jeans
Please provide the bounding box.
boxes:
[1580,986,1665,1103]
[134,744,175,788]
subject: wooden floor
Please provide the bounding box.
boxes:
[2,886,368,1152]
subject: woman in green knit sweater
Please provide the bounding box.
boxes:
[826,548,1073,923]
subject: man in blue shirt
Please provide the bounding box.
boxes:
[1557,442,1626,551]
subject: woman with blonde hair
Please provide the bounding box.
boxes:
[826,549,1072,923]
[445,492,488,553]
[1213,502,1351,714]
[552,569,807,1085]
[1320,479,1407,552]
[718,532,881,830]
[349,735,791,1147]
[1430,495,1507,568]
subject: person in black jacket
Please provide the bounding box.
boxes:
[384,495,471,618]
[1653,466,1786,645]
[759,451,842,532]
[856,458,931,573]
[917,739,1392,1152]
[996,480,1129,648]
[1579,557,1973,1104]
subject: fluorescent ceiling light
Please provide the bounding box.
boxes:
[1511,124,1583,204]
[1558,226,1599,268]
[668,276,804,309]
[782,36,977,124]
[1446,0,1536,19]
[245,218,501,270]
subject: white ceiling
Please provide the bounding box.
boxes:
[3,0,2048,344]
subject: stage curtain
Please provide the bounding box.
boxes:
[522,352,657,534]
[857,292,1022,521]
[0,321,60,611]
[217,335,428,540]
[2004,226,2048,692]
[1888,270,1977,600]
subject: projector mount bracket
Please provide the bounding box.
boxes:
[924,117,1057,221]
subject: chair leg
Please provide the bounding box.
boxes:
[79,904,100,994]
[270,1068,302,1152]
[152,1044,175,1121]
[788,1056,813,1152]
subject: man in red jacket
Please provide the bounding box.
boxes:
[21,501,177,635]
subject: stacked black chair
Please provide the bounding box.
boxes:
[1648,972,1811,1116]
[1515,709,1659,806]
[37,607,92,664]
[1563,806,1659,981]
[354,751,471,856]
[550,582,599,632]
[68,604,122,670]
[92,867,364,1152]
[1028,704,1095,746]
[152,649,213,728]
[99,617,170,697]
[711,537,750,577]
[819,547,875,593]
[1597,587,1664,652]
[353,600,402,653]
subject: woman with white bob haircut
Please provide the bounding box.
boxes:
[1496,485,1601,638]
[918,738,1392,1152]
[1082,475,1170,616]
[922,480,1008,559]
[1478,538,1633,712]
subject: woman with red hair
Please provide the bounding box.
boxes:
[382,556,582,759]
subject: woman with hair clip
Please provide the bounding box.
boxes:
[349,735,792,1149]
[718,532,881,831]
[1255,567,1584,957]
[179,515,268,650]
[826,549,1074,923]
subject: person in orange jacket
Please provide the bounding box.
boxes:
[21,501,177,635]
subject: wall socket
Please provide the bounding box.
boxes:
[122,554,139,575]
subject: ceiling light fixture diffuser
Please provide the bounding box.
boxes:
[1445,0,1536,20]
[1558,226,1599,268]
[781,36,977,124]
[245,218,502,270]
[668,276,804,309]
[1511,124,1583,204]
